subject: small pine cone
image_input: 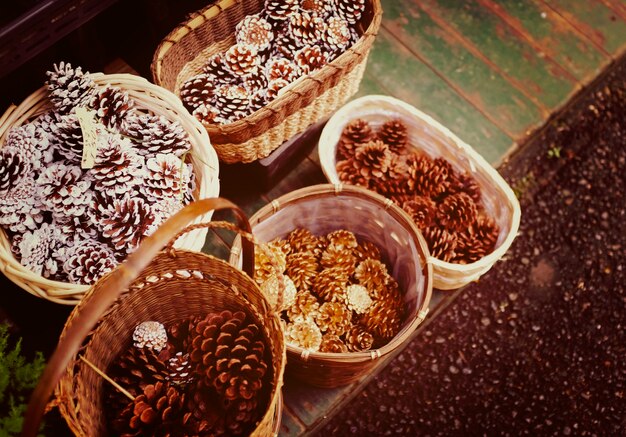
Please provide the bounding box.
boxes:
[89,85,134,128]
[140,154,191,202]
[396,194,436,229]
[192,103,220,125]
[121,113,192,157]
[36,162,92,219]
[346,284,373,314]
[405,153,449,199]
[326,229,358,251]
[90,134,144,198]
[0,146,31,194]
[273,30,302,58]
[353,140,393,180]
[377,119,408,153]
[0,178,45,233]
[322,15,351,54]
[294,44,328,75]
[225,44,261,77]
[437,192,478,233]
[167,352,194,386]
[248,89,267,114]
[361,299,402,344]
[288,11,325,46]
[255,241,288,285]
[265,78,290,102]
[449,170,482,203]
[319,246,357,275]
[352,239,382,264]
[108,346,169,399]
[264,0,299,21]
[285,318,322,351]
[316,301,352,336]
[49,113,84,162]
[453,214,499,264]
[286,251,319,291]
[286,228,321,256]
[266,57,300,82]
[319,333,348,353]
[422,226,457,262]
[345,325,374,352]
[202,53,234,84]
[63,240,117,285]
[111,382,185,435]
[300,0,334,17]
[312,266,349,303]
[286,289,320,322]
[243,67,269,93]
[336,158,368,187]
[337,118,374,160]
[335,0,366,24]
[236,14,274,52]
[260,273,297,311]
[14,222,63,277]
[133,321,168,351]
[100,195,156,253]
[46,62,96,114]
[180,73,214,112]
[213,84,251,122]
[354,259,390,298]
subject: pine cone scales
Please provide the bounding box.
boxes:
[288,11,324,46]
[354,140,392,179]
[338,118,374,160]
[142,155,191,202]
[90,85,134,128]
[122,113,192,157]
[312,267,349,303]
[437,192,478,232]
[335,0,366,24]
[180,74,214,112]
[423,226,457,262]
[345,325,374,352]
[225,44,261,77]
[63,240,116,285]
[46,61,95,113]
[378,119,408,153]
[100,196,155,253]
[36,162,92,218]
[236,14,274,51]
[286,251,319,291]
[0,147,29,194]
[50,114,85,162]
[294,44,328,74]
[264,0,298,21]
[108,347,170,399]
[91,135,144,198]
[316,301,352,335]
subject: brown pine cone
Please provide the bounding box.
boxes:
[286,289,321,322]
[405,152,449,199]
[166,352,194,387]
[224,44,261,77]
[337,118,374,160]
[319,333,348,353]
[288,11,325,46]
[396,194,437,229]
[192,103,220,125]
[294,44,328,75]
[336,158,368,187]
[286,251,319,291]
[326,229,358,251]
[316,301,352,336]
[449,170,482,203]
[266,57,300,82]
[62,240,117,285]
[236,14,274,52]
[180,73,213,112]
[312,266,349,303]
[353,140,393,181]
[255,241,288,285]
[345,325,374,352]
[90,85,134,128]
[46,62,96,114]
[453,214,499,264]
[243,67,269,93]
[285,318,322,351]
[264,0,298,22]
[183,379,224,435]
[377,119,408,153]
[225,397,260,435]
[354,259,390,298]
[352,239,382,264]
[360,299,402,345]
[286,228,321,256]
[422,226,457,262]
[100,195,155,254]
[202,53,234,84]
[272,29,302,58]
[108,346,169,399]
[437,192,478,233]
[335,0,366,24]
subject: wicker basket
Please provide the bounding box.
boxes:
[23,198,285,437]
[0,73,220,305]
[229,184,432,387]
[318,95,521,290]
[151,0,382,164]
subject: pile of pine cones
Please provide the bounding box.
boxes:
[0,62,196,285]
[105,313,272,435]
[255,228,405,353]
[181,0,366,125]
[335,118,500,264]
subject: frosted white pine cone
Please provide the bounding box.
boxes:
[0,177,45,233]
[16,222,67,278]
[99,194,155,253]
[36,162,93,219]
[5,123,53,170]
[133,321,168,352]
[121,113,192,157]
[140,154,191,202]
[346,284,372,314]
[0,146,31,195]
[63,239,117,285]
[46,62,96,114]
[90,133,144,198]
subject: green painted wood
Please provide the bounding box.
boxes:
[477,0,609,81]
[381,0,545,138]
[599,0,626,21]
[366,28,513,164]
[418,0,576,109]
[543,0,626,55]
[353,67,388,99]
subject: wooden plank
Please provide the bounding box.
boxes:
[418,0,577,109]
[598,0,626,21]
[542,0,626,55]
[365,28,513,165]
[279,406,307,437]
[266,156,326,200]
[382,0,545,138]
[476,0,609,81]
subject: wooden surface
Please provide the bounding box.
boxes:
[194,1,626,435]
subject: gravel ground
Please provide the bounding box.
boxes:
[318,57,626,436]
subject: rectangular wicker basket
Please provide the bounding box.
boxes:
[151,0,382,164]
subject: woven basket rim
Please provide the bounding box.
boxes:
[0,72,220,304]
[318,94,522,274]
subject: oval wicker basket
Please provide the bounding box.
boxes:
[151,0,382,164]
[0,73,220,304]
[23,198,285,437]
[230,184,433,388]
[318,95,521,290]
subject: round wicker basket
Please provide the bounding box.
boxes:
[0,73,220,304]
[23,198,285,437]
[151,0,382,164]
[230,184,433,388]
[318,95,521,290]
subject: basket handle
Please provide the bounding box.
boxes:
[22,197,253,437]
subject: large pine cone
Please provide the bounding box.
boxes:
[236,14,274,52]
[100,195,155,253]
[288,11,325,46]
[453,214,499,264]
[395,194,437,229]
[405,152,449,199]
[108,346,170,401]
[224,44,261,77]
[90,134,144,198]
[294,44,328,74]
[0,147,30,194]
[180,73,213,113]
[377,119,408,153]
[315,301,352,336]
[337,118,374,160]
[422,226,457,262]
[264,0,299,22]
[46,62,96,114]
[437,192,478,233]
[311,266,349,303]
[335,0,366,24]
[90,85,134,128]
[36,162,92,219]
[141,154,192,202]
[63,240,117,285]
[121,113,192,157]
[286,251,319,291]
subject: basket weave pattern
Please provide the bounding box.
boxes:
[152,0,382,163]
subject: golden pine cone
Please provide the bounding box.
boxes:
[286,289,320,322]
[311,266,349,303]
[316,301,352,336]
[345,284,373,314]
[345,325,374,352]
[260,273,298,311]
[353,140,393,180]
[354,259,390,297]
[361,300,402,344]
[254,241,287,285]
[326,229,358,251]
[285,251,319,291]
[286,228,323,256]
[453,214,499,264]
[337,118,374,160]
[422,226,457,262]
[319,333,348,353]
[436,192,478,233]
[352,239,382,264]
[285,318,323,351]
[377,119,408,153]
[336,158,369,187]
[319,246,357,275]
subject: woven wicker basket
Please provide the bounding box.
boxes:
[151,0,382,164]
[0,73,220,305]
[23,198,285,437]
[229,184,432,387]
[318,95,521,290]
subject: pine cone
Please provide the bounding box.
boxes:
[311,266,349,303]
[192,103,220,125]
[248,89,267,114]
[337,118,374,160]
[422,226,457,262]
[286,228,321,256]
[294,44,328,74]
[319,333,348,353]
[0,146,31,195]
[13,222,63,277]
[336,158,368,187]
[437,192,478,233]
[36,162,92,219]
[273,30,302,58]
[167,352,194,387]
[140,154,191,202]
[225,397,260,435]
[202,53,234,84]
[266,57,300,82]
[396,194,436,229]
[46,62,95,114]
[90,85,134,128]
[63,240,117,285]
[225,44,261,77]
[0,177,44,233]
[288,11,324,46]
[90,134,144,198]
[322,15,351,55]
[335,0,366,24]
[100,195,156,253]
[300,0,333,17]
[236,14,274,52]
[108,345,169,399]
[449,170,482,203]
[255,241,288,285]
[352,239,382,264]
[361,299,402,344]
[4,123,51,171]
[353,140,393,181]
[377,119,408,153]
[260,273,298,311]
[183,380,223,435]
[242,67,269,93]
[265,78,290,102]
[453,214,499,264]
[49,113,84,163]
[405,152,449,199]
[345,284,373,314]
[286,289,320,322]
[316,301,352,336]
[354,258,390,298]
[122,113,192,157]
[345,325,374,352]
[180,73,214,112]
[264,0,299,22]
[133,321,168,351]
[285,318,322,351]
[213,84,250,123]
[319,246,357,275]
[286,251,319,291]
